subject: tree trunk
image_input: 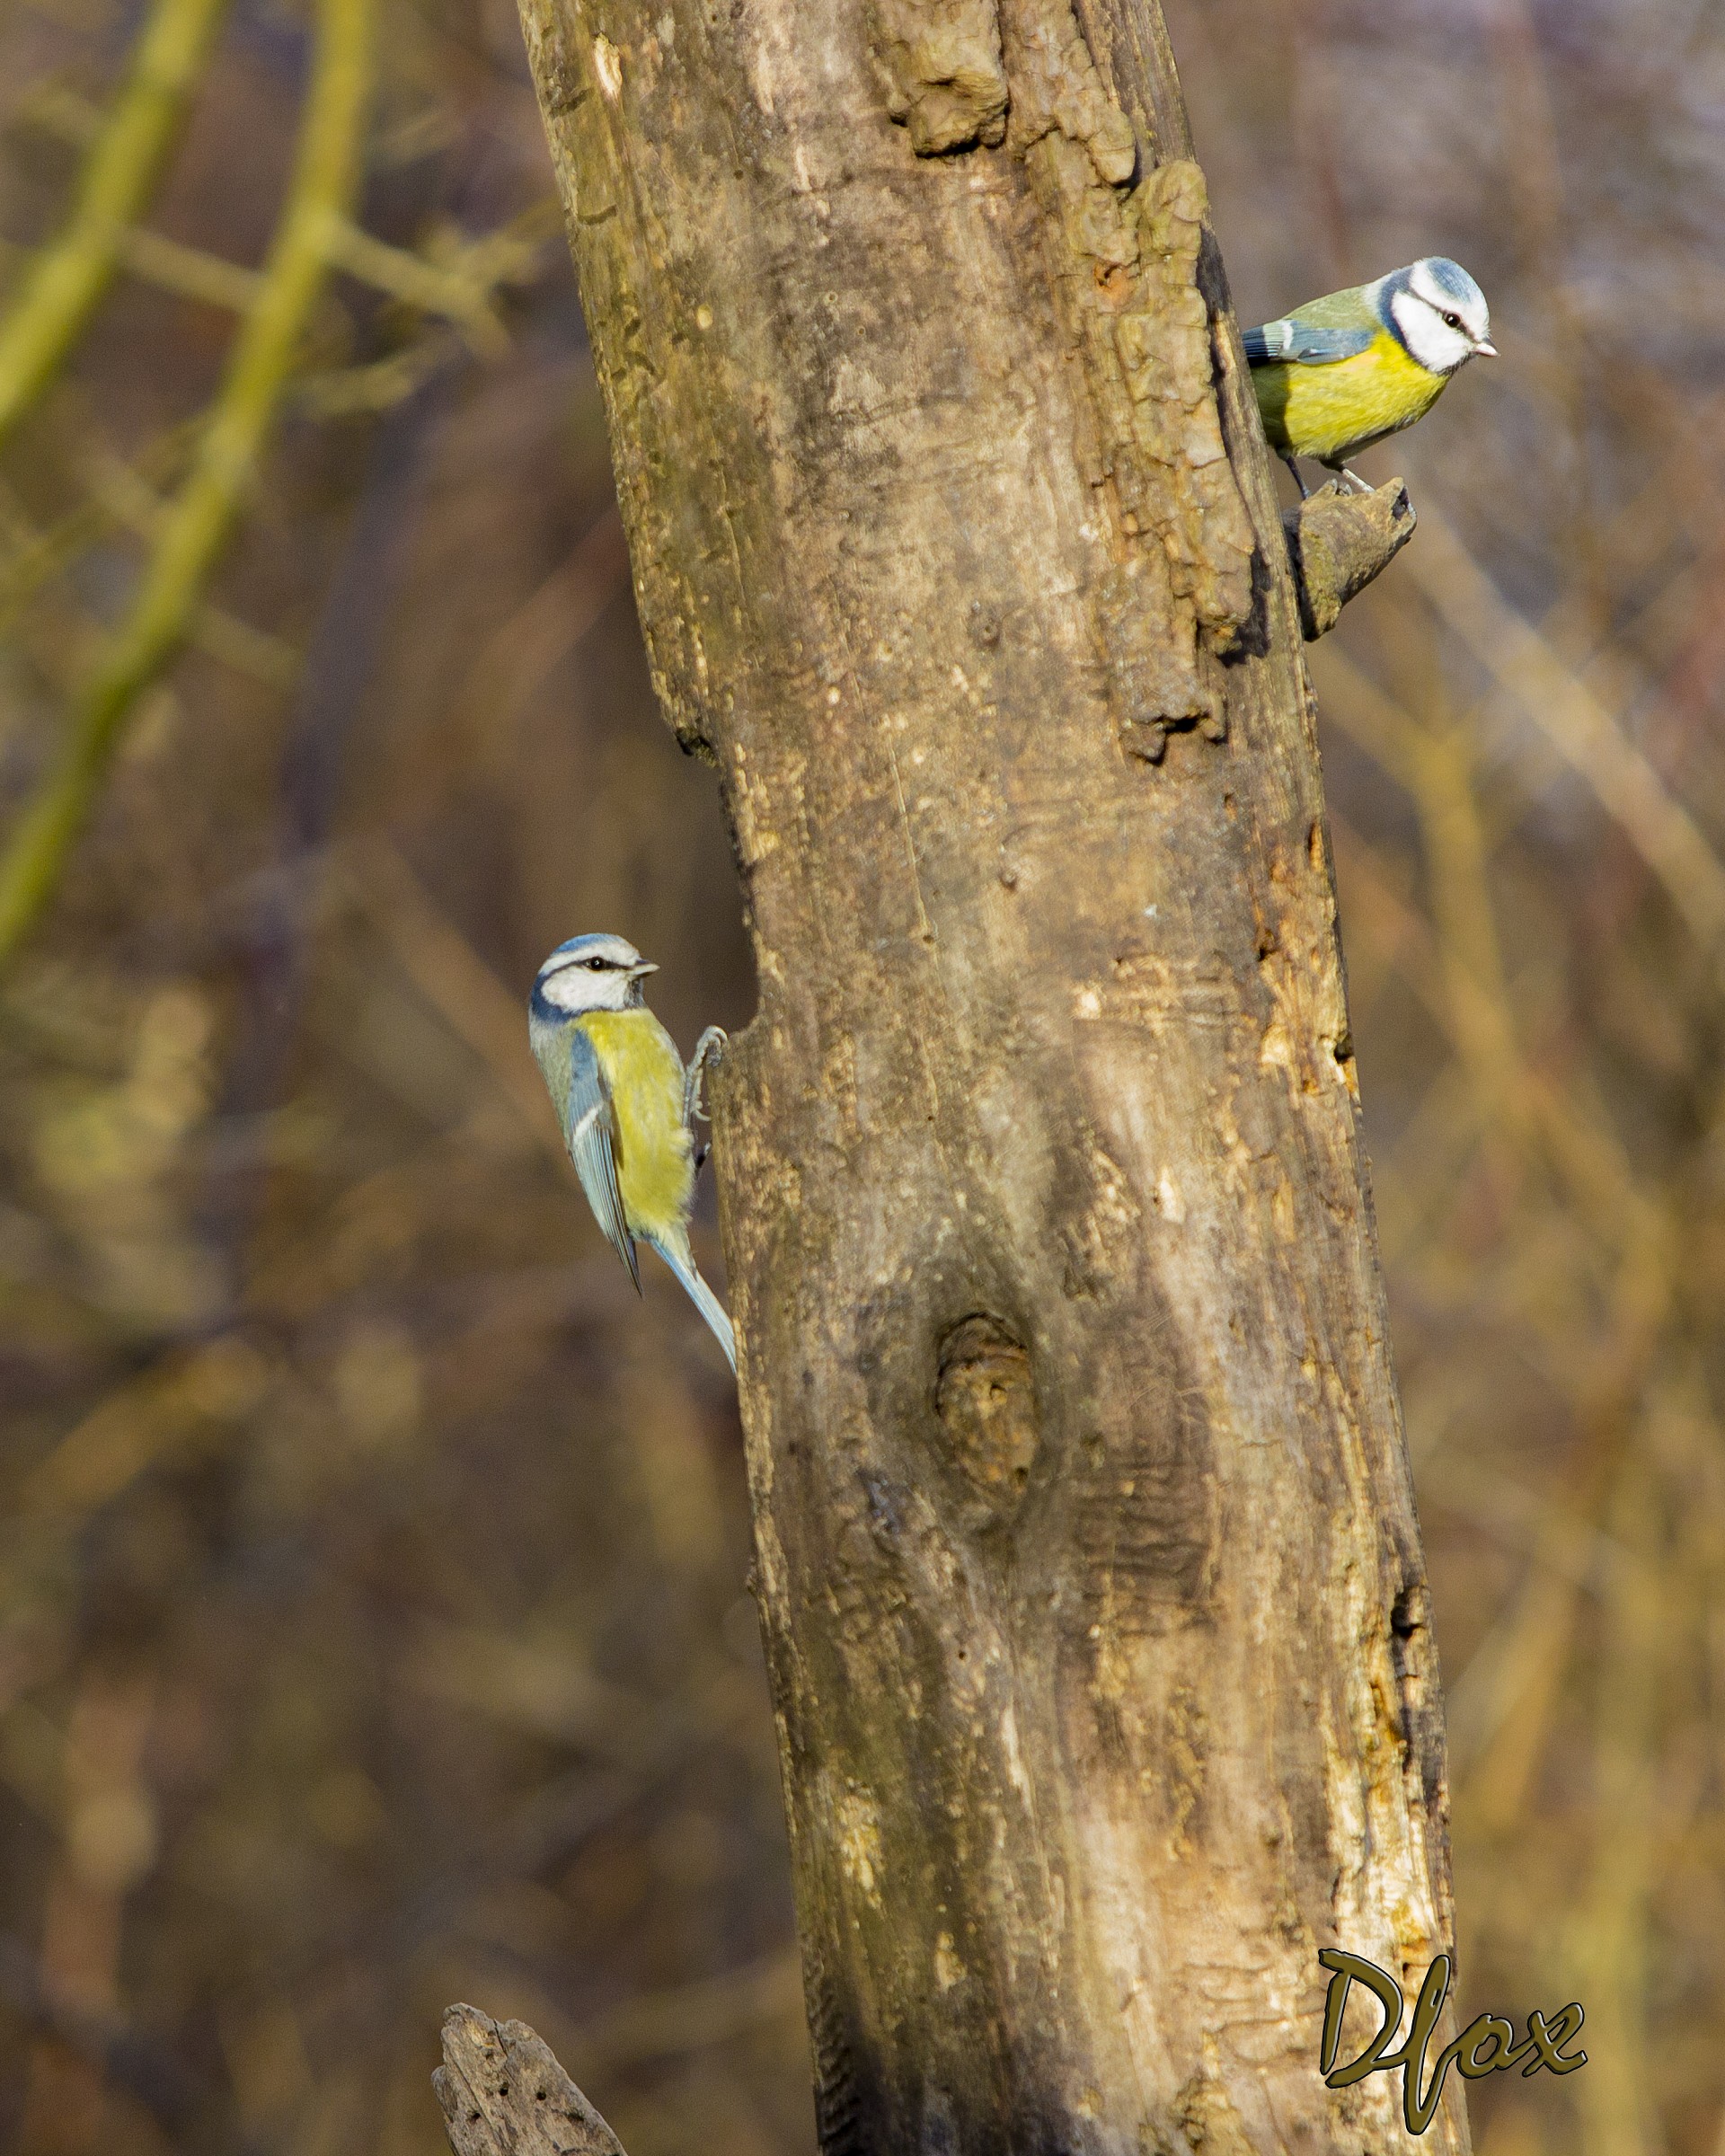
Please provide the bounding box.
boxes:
[512,0,1470,2149]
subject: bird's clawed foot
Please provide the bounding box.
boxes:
[685,1026,729,1172]
[1309,463,1373,497]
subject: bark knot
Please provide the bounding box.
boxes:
[1172,2055,1258,2156]
[871,0,1010,154]
[935,1314,1038,1520]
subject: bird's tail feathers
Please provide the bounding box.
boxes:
[646,1233,737,1374]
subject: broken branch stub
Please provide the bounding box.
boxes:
[435,2005,626,2156]
[1284,478,1417,641]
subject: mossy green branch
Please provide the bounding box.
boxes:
[0,0,373,965]
[0,0,233,452]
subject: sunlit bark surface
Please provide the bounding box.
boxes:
[514,2,1469,2149]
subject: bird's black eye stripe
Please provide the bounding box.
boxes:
[585,957,609,969]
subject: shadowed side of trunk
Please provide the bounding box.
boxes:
[512,0,1470,2149]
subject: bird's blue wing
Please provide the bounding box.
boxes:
[564,1029,639,1290]
[1243,321,1375,366]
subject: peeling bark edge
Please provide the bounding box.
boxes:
[435,2005,626,2156]
[1284,478,1417,641]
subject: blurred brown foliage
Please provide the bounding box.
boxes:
[0,0,1719,2153]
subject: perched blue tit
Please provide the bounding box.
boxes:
[1243,256,1495,494]
[529,932,735,1372]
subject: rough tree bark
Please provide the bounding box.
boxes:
[437,2007,626,2156]
[511,1,1468,2150]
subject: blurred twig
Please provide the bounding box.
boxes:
[17,1332,267,1520]
[421,502,630,800]
[1566,1459,1667,2156]
[0,424,200,637]
[347,838,565,1162]
[324,218,510,360]
[570,1949,804,2074]
[0,0,232,454]
[200,363,452,1286]
[1321,659,1668,1264]
[293,199,564,405]
[1407,500,1725,966]
[80,437,301,685]
[1319,618,1688,1885]
[118,225,262,314]
[0,1931,208,2136]
[0,0,374,965]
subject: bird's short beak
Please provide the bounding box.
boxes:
[628,961,659,978]
[1474,339,1499,358]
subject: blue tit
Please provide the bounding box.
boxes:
[529,932,735,1372]
[1243,256,1496,495]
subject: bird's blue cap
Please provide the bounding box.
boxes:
[544,933,615,968]
[535,931,645,981]
[1419,256,1485,310]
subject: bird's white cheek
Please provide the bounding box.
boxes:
[1390,293,1472,374]
[540,971,624,1014]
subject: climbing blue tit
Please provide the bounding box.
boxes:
[1243,256,1495,493]
[529,932,734,1372]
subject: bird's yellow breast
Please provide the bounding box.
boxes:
[1253,331,1448,465]
[579,1010,693,1244]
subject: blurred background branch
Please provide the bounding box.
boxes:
[0,0,1721,2153]
[0,0,373,961]
[0,0,232,454]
